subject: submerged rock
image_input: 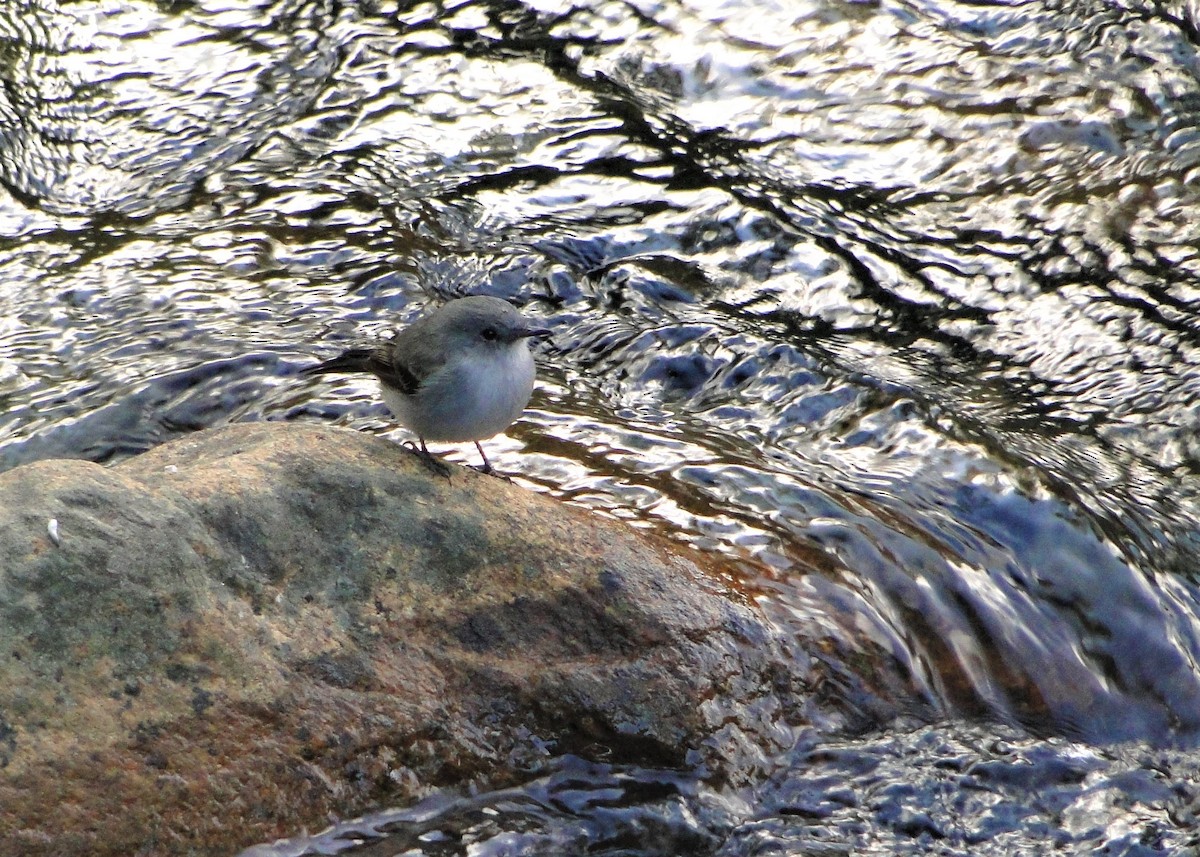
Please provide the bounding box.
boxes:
[0,423,840,856]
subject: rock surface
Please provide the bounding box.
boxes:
[0,423,833,856]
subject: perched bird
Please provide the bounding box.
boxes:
[301,296,549,473]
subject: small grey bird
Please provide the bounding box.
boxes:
[301,296,549,473]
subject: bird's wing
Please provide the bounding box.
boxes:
[385,318,449,396]
[375,343,424,396]
[302,343,422,396]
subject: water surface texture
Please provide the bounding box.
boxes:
[3,0,1200,852]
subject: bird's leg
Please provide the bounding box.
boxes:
[403,436,451,479]
[473,442,512,480]
[474,441,493,474]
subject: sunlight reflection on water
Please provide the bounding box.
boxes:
[3,0,1200,851]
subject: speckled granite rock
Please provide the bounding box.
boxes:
[0,423,827,857]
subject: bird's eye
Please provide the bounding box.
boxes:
[480,327,499,341]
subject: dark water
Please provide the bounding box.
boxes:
[3,0,1200,852]
[239,734,1200,856]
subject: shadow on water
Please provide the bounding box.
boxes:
[3,0,1200,851]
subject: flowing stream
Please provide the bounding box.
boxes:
[3,0,1200,852]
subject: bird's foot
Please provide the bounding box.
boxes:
[472,463,512,481]
[471,443,510,480]
[403,440,452,480]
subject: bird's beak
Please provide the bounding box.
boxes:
[518,327,553,339]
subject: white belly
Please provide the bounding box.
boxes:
[381,345,536,443]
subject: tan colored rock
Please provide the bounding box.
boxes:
[0,423,821,856]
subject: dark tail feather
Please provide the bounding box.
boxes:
[299,347,378,376]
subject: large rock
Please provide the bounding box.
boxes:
[0,423,832,856]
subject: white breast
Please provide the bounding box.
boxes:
[381,344,536,443]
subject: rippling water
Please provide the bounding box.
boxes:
[4,0,1200,851]
[239,733,1200,857]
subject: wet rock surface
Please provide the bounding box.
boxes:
[0,422,847,856]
